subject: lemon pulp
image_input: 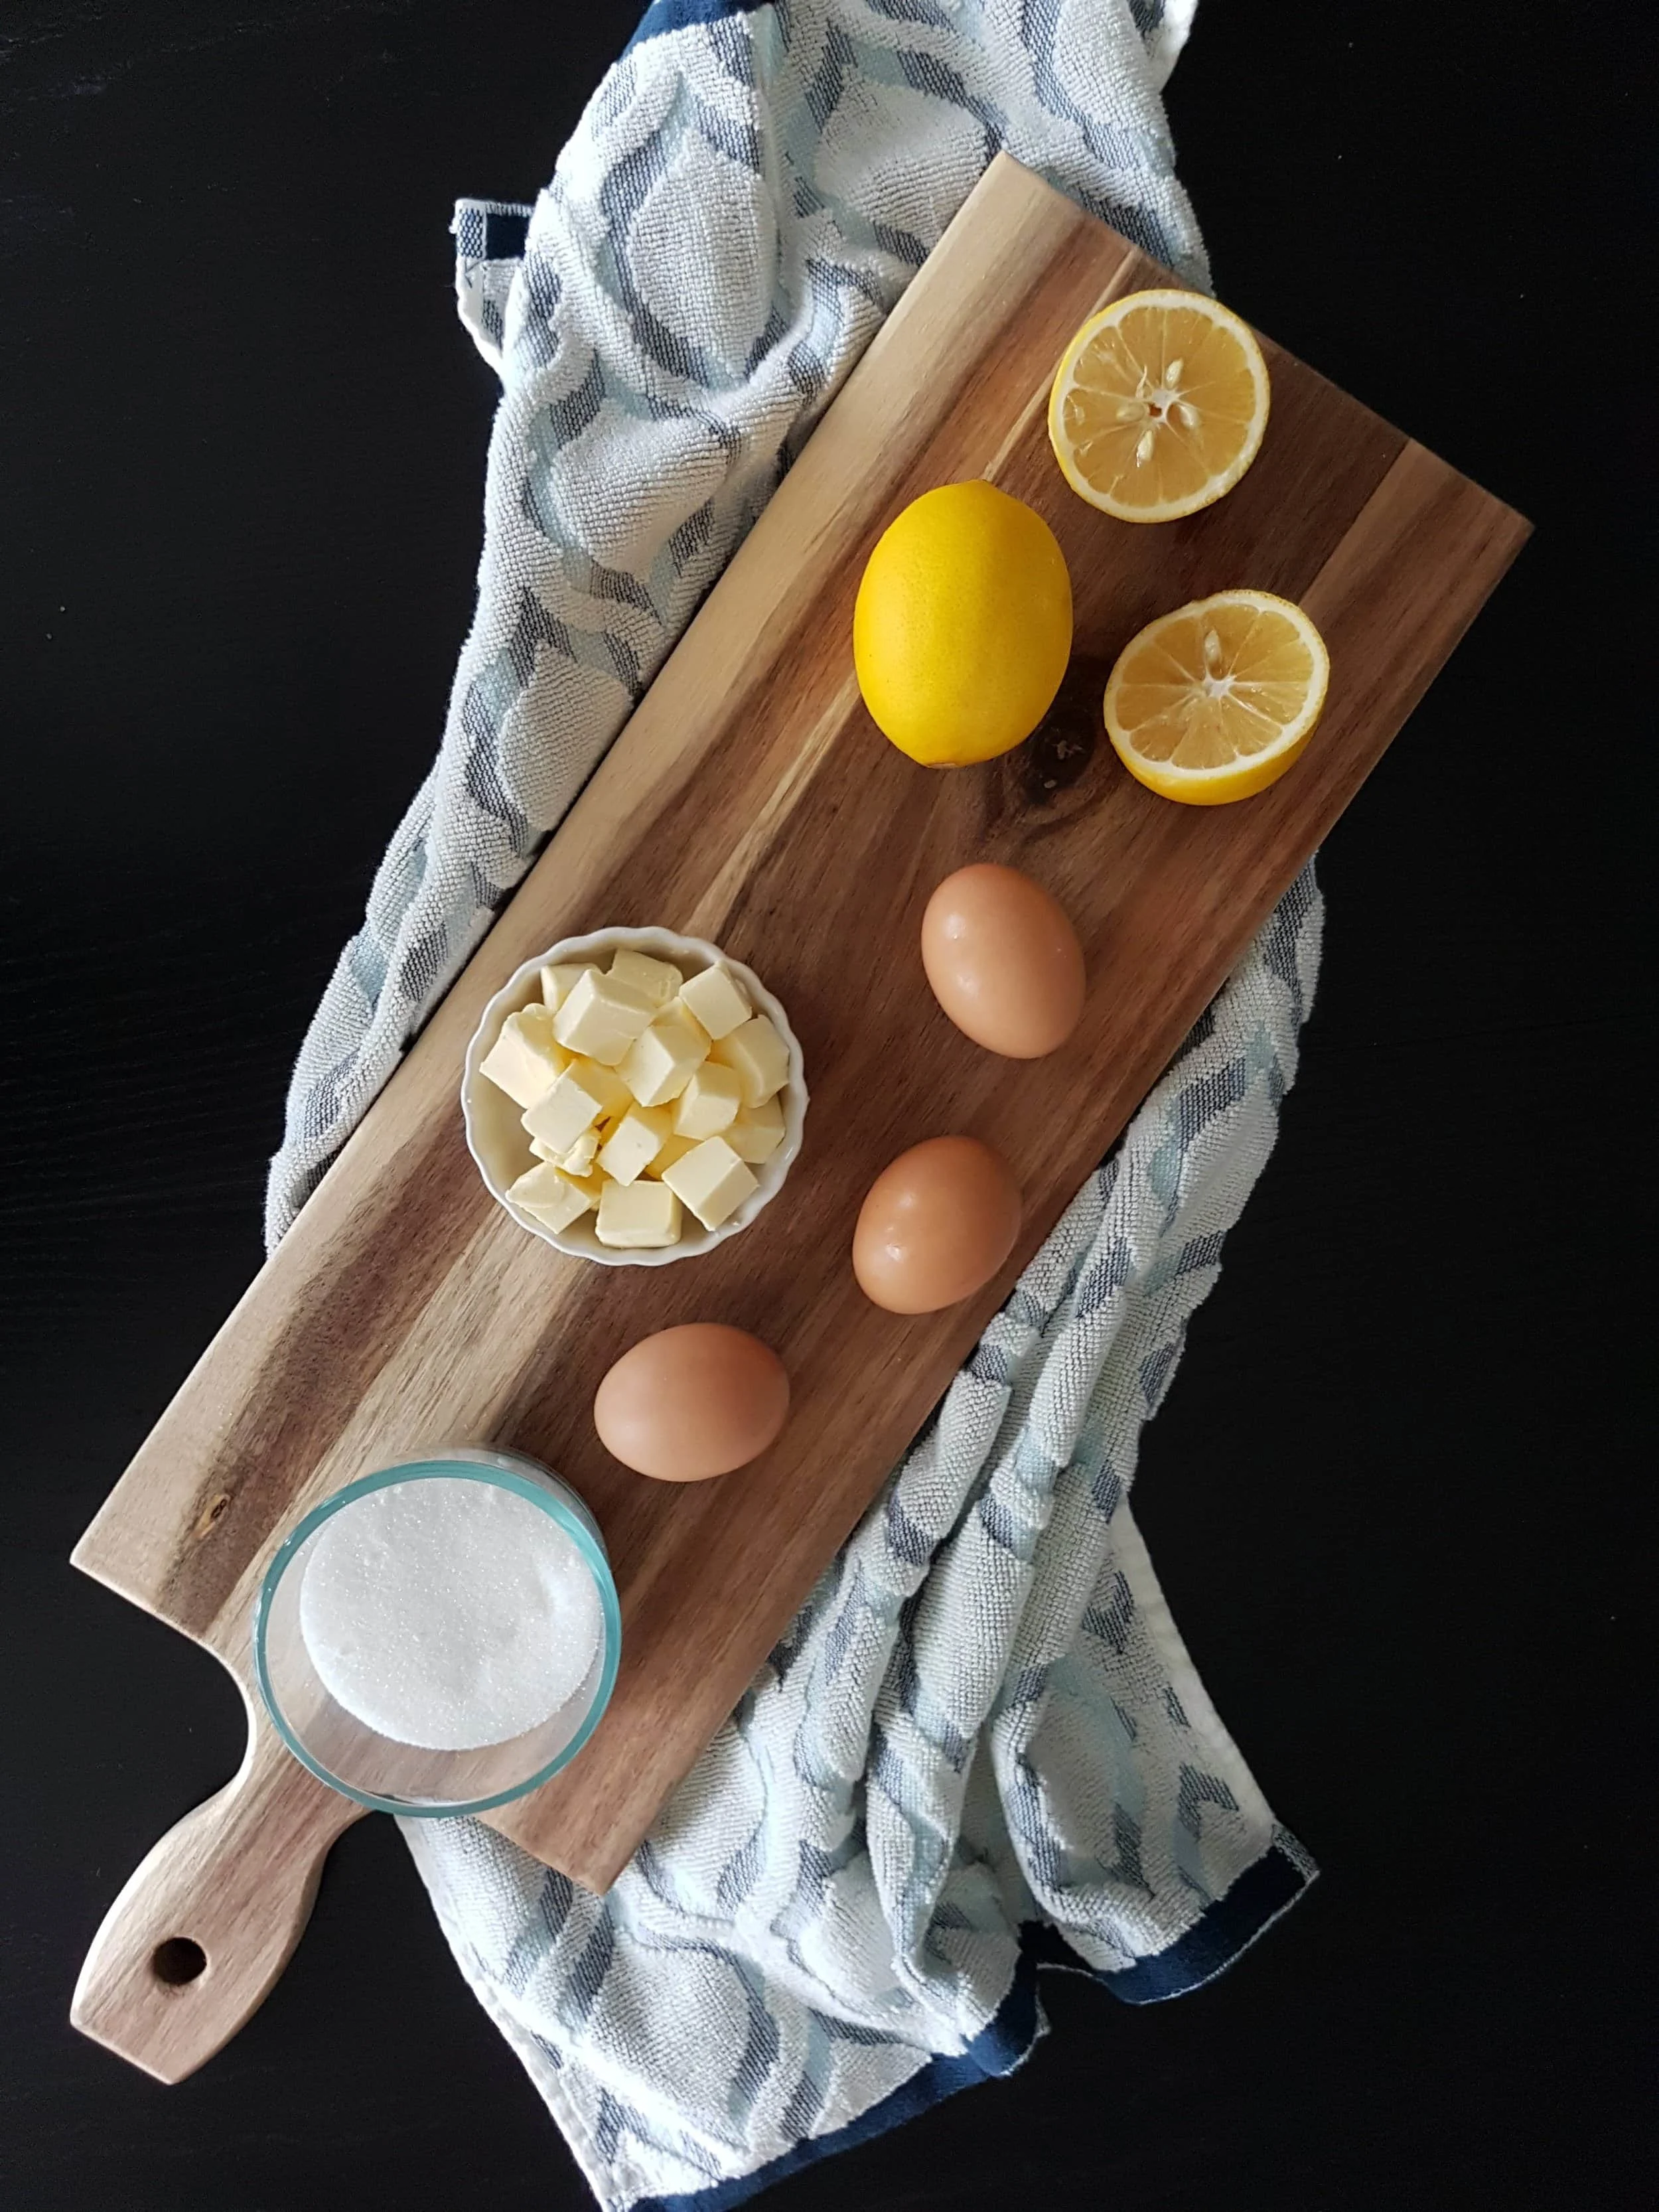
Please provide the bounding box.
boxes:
[1104,590,1329,804]
[1049,290,1270,524]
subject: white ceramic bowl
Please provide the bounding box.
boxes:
[462,926,808,1268]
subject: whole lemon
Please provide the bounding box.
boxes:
[853,481,1073,768]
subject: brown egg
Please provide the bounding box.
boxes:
[920,863,1086,1059]
[852,1136,1022,1315]
[593,1323,790,1482]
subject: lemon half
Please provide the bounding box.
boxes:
[1049,290,1270,524]
[1104,590,1329,805]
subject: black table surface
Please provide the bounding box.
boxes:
[2,4,1647,2207]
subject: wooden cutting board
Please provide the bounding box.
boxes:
[70,155,1528,2081]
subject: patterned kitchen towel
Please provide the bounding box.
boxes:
[268,4,1321,2205]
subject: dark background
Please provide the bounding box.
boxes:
[2,3,1648,2207]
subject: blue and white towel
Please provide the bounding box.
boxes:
[268,5,1321,2205]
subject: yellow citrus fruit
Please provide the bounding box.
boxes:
[1048,289,1270,522]
[1104,590,1329,805]
[853,480,1073,768]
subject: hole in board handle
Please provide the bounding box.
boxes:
[151,1938,207,1986]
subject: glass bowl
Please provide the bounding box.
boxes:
[461,925,808,1267]
[253,1447,620,1818]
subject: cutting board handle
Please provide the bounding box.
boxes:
[72,1704,366,2081]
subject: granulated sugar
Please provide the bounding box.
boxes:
[298,1477,603,1751]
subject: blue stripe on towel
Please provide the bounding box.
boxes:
[480,209,530,261]
[628,0,772,53]
[1098,1834,1315,2003]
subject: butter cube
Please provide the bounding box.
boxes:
[644,1130,699,1179]
[597,1106,673,1186]
[508,1160,601,1233]
[522,1063,613,1156]
[540,961,596,1013]
[569,1057,633,1121]
[609,947,684,1007]
[678,963,751,1041]
[725,1092,786,1163]
[662,1136,758,1231]
[711,1014,790,1108]
[673,1062,743,1140]
[553,967,658,1066]
[595,1179,682,1249]
[532,1125,599,1177]
[478,1004,569,1108]
[618,999,710,1108]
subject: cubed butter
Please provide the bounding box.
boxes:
[508,1160,601,1232]
[725,1092,786,1163]
[597,1105,672,1186]
[609,947,683,1007]
[540,960,596,1013]
[552,966,658,1066]
[618,999,710,1108]
[673,1061,743,1140]
[678,962,751,1041]
[527,1125,602,1168]
[711,1013,790,1108]
[569,1057,633,1121]
[522,1063,613,1156]
[557,1126,601,1176]
[595,1179,682,1249]
[662,1135,758,1231]
[677,964,752,1039]
[644,1129,699,1179]
[477,1003,569,1108]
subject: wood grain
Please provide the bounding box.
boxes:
[70,1702,365,2083]
[72,155,1528,2060]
